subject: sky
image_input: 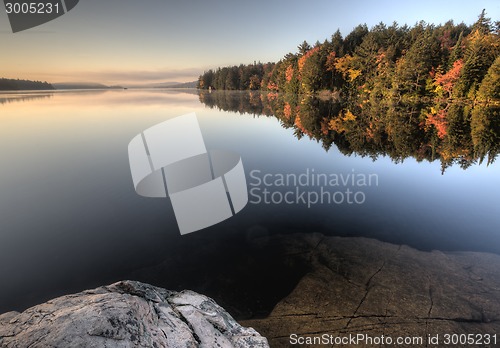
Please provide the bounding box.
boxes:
[1,0,499,85]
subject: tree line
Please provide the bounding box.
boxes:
[0,78,54,91]
[198,10,499,103]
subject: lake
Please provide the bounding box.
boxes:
[1,89,499,317]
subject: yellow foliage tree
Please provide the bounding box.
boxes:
[332,55,362,82]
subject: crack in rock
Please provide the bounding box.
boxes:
[345,260,387,329]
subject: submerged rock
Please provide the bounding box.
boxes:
[240,233,500,347]
[0,280,269,348]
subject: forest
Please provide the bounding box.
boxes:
[0,78,54,91]
[198,10,499,103]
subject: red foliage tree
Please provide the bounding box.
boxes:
[434,59,464,97]
[285,65,294,82]
[425,109,448,139]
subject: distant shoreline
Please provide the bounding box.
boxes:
[0,87,200,92]
[0,78,198,92]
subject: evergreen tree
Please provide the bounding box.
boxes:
[477,56,500,102]
[449,31,464,66]
[454,25,499,98]
[297,41,311,55]
[472,9,492,35]
[344,24,369,54]
[392,27,439,99]
[330,30,344,57]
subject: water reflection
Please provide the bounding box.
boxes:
[0,92,53,105]
[199,91,500,173]
[0,89,499,321]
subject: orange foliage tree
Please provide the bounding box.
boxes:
[298,46,320,74]
[434,59,464,98]
[425,109,448,139]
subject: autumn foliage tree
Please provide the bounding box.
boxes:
[434,59,464,99]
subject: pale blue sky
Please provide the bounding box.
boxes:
[1,0,498,84]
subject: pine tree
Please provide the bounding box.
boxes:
[449,31,464,66]
[330,30,344,57]
[392,28,439,99]
[477,56,500,102]
[472,9,492,35]
[297,41,311,55]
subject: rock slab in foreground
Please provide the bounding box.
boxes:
[0,280,269,348]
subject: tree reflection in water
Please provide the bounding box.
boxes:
[199,90,500,173]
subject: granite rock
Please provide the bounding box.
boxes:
[240,233,500,347]
[0,280,269,348]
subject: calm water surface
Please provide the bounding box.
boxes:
[0,89,499,315]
